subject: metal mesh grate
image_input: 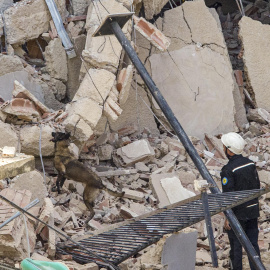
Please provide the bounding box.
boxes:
[58,188,268,266]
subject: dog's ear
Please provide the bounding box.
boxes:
[52,132,56,137]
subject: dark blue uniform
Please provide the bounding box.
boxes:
[221,154,260,270]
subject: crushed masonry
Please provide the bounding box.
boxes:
[1,0,270,269]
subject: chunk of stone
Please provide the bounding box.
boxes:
[150,45,235,139]
[67,35,86,100]
[44,38,68,82]
[0,55,23,76]
[133,16,170,51]
[98,144,114,161]
[13,80,50,114]
[64,114,93,142]
[135,162,150,173]
[36,198,54,234]
[150,173,195,207]
[113,139,155,167]
[72,0,90,15]
[117,65,133,106]
[65,98,102,130]
[20,125,54,157]
[0,152,34,179]
[177,170,196,186]
[0,121,18,150]
[0,188,35,259]
[120,205,138,219]
[258,170,270,185]
[239,17,270,110]
[2,146,16,158]
[83,0,130,73]
[10,170,47,207]
[142,0,168,20]
[161,229,198,270]
[74,69,115,104]
[0,70,61,111]
[123,188,145,201]
[247,108,270,124]
[4,0,50,44]
[96,85,159,136]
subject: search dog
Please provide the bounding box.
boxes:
[51,131,124,223]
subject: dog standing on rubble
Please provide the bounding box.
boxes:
[51,132,124,223]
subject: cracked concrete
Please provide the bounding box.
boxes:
[137,0,247,134]
[149,45,235,139]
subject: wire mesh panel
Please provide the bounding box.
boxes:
[57,189,268,265]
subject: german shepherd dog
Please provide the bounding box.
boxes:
[51,132,124,223]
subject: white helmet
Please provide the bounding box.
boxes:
[221,132,246,155]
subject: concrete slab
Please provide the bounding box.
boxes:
[151,173,196,206]
[161,230,198,270]
[149,45,235,139]
[0,152,35,179]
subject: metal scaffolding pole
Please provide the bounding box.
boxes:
[92,13,266,270]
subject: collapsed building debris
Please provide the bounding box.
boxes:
[1,0,270,269]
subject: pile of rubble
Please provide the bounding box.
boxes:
[1,0,270,269]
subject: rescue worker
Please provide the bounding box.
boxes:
[220,132,260,270]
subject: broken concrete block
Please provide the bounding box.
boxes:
[44,38,68,82]
[98,144,114,161]
[239,17,270,110]
[258,170,270,186]
[64,114,93,142]
[20,125,54,157]
[72,0,91,16]
[97,85,159,136]
[133,16,170,51]
[1,98,41,122]
[74,69,115,104]
[150,45,235,139]
[103,100,122,122]
[3,0,51,44]
[177,170,196,186]
[0,55,24,77]
[142,0,168,20]
[36,198,54,234]
[123,188,145,201]
[161,229,198,270]
[10,170,47,207]
[0,152,34,179]
[0,121,18,150]
[117,65,133,106]
[66,98,102,130]
[150,173,195,207]
[104,97,123,120]
[113,139,155,167]
[67,35,86,100]
[0,70,62,111]
[0,188,35,259]
[120,205,139,219]
[13,80,51,115]
[2,146,16,158]
[83,0,130,73]
[47,214,55,258]
[135,162,150,173]
[247,108,270,124]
